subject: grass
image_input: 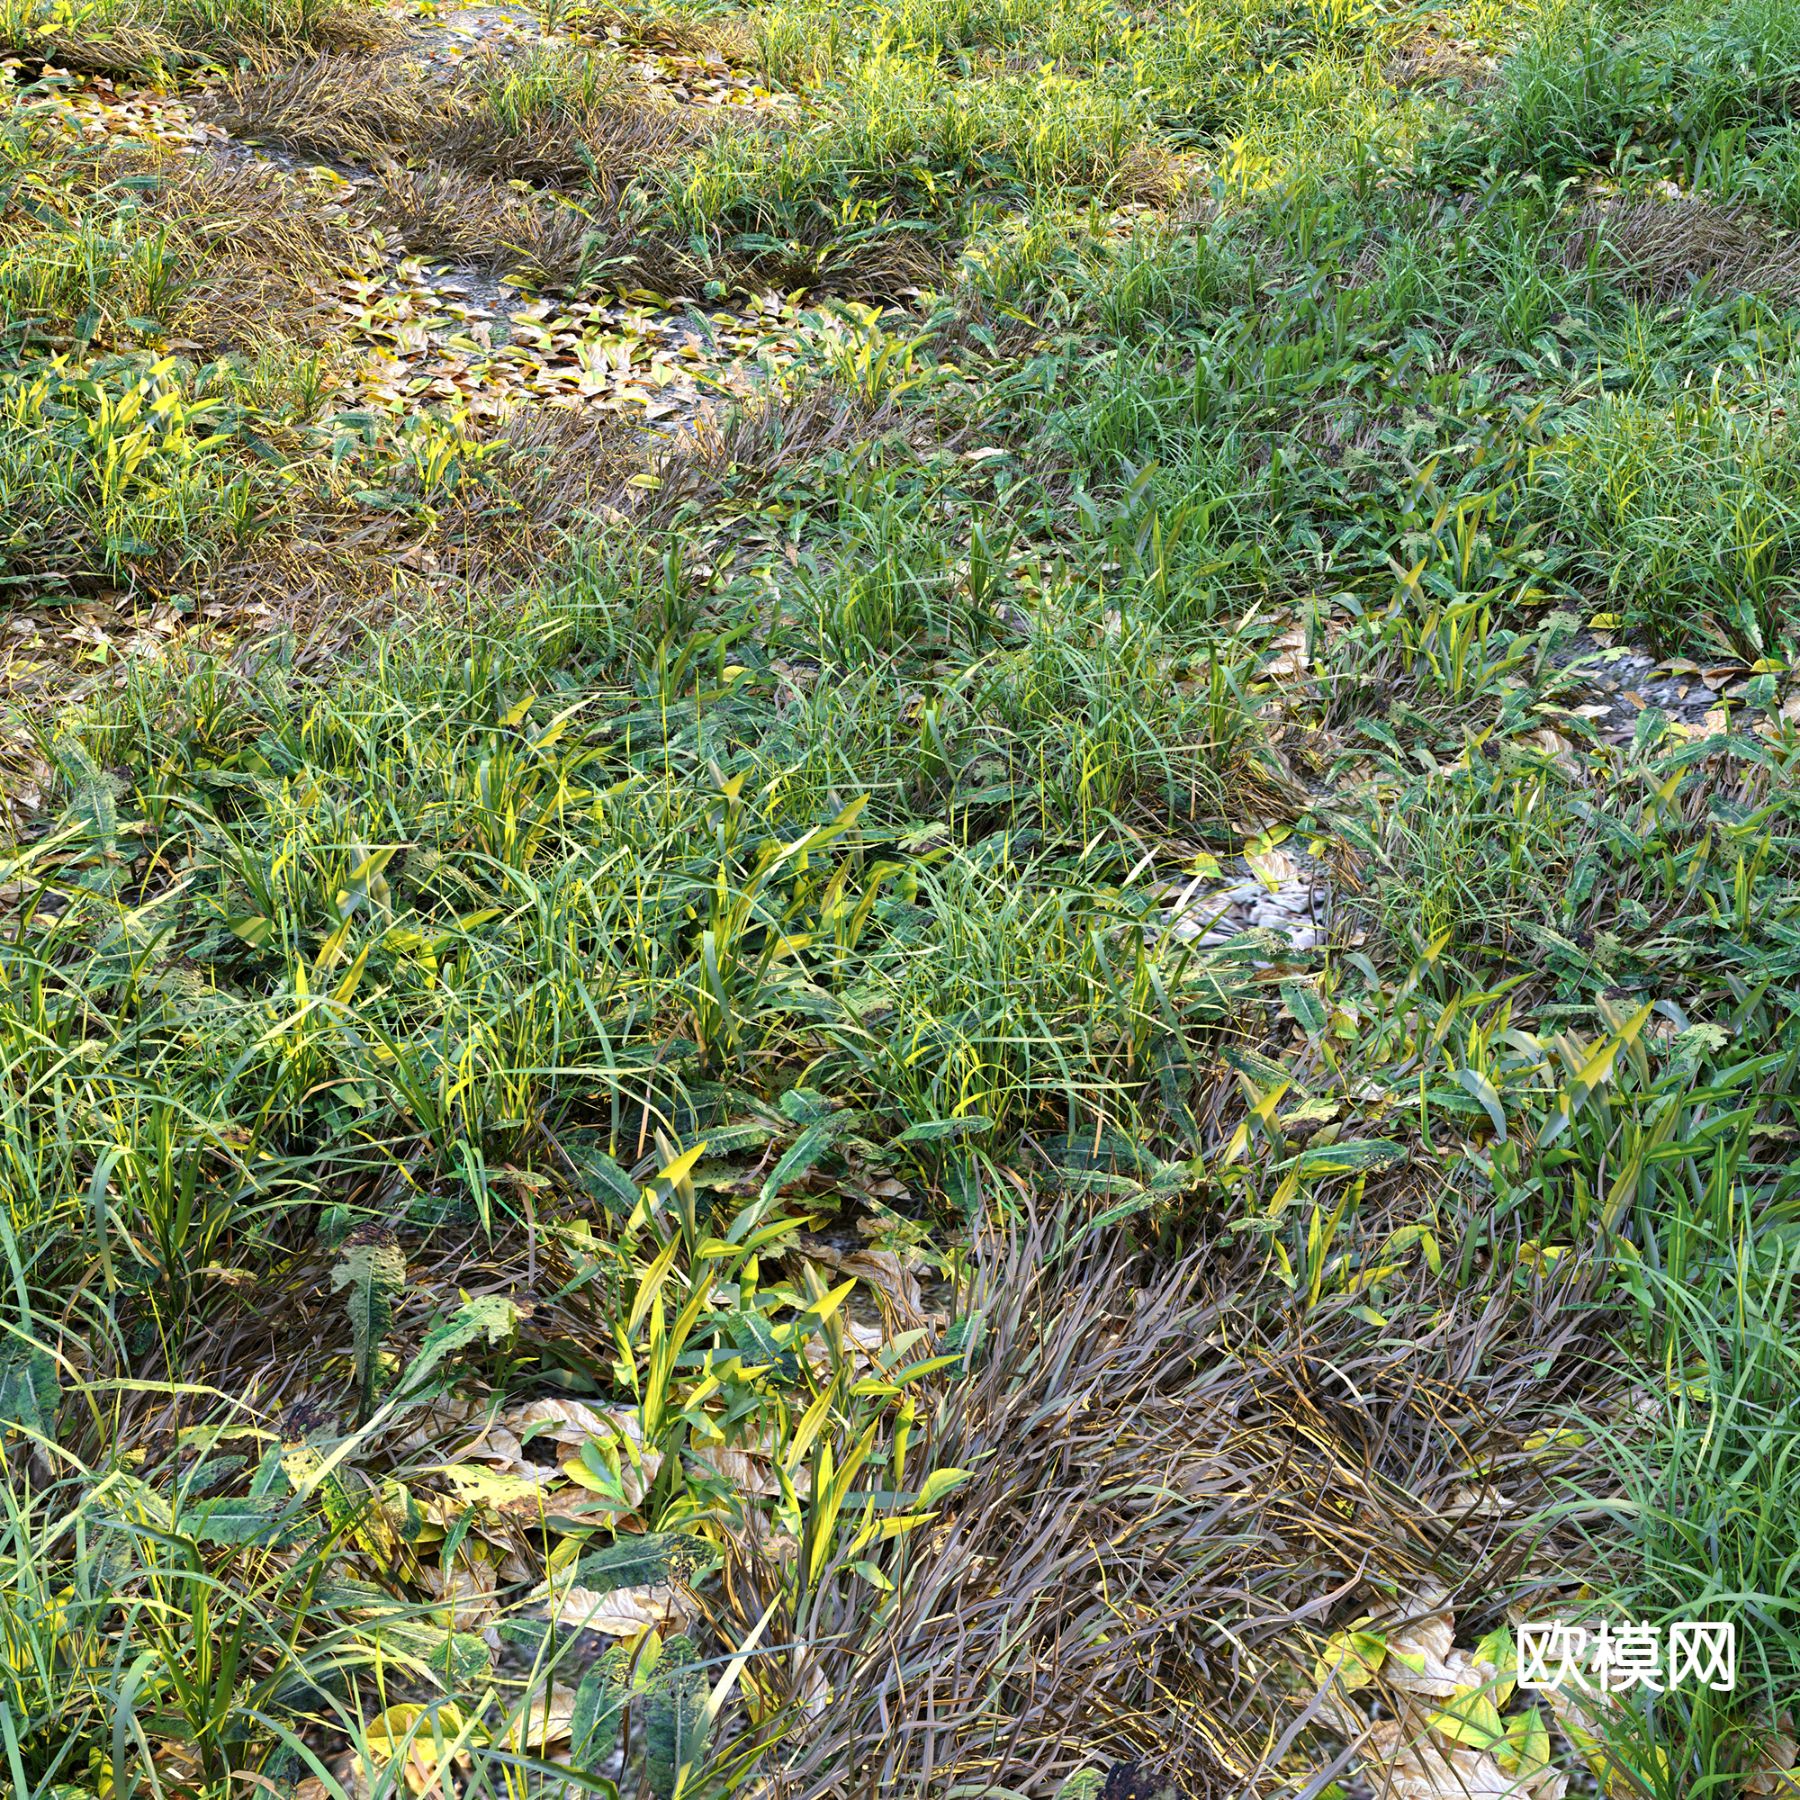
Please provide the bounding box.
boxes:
[0,0,387,75]
[4,0,1800,1792]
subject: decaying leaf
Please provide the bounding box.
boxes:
[792,1640,832,1722]
[497,1683,580,1752]
[439,1460,560,1511]
[359,1701,470,1797]
[1245,845,1300,887]
[529,1565,689,1637]
[332,1225,406,1420]
[687,1438,784,1496]
[1362,1718,1565,1800]
[418,1556,499,1625]
[1746,1730,1800,1796]
[1313,1625,1389,1693]
[504,1396,664,1506]
[1263,623,1309,679]
[1382,1597,1468,1698]
[1330,1595,1565,1800]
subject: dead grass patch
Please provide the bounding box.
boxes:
[0,404,646,714]
[718,215,954,300]
[201,405,644,640]
[209,41,725,192]
[585,1,757,65]
[204,47,438,164]
[2,124,368,357]
[428,405,642,574]
[1564,193,1800,304]
[645,380,962,528]
[436,46,721,191]
[1383,27,1496,89]
[363,159,590,279]
[727,1213,1601,1799]
[132,150,370,351]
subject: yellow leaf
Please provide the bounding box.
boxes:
[362,1702,470,1796]
[1429,1687,1508,1751]
[1314,1626,1387,1692]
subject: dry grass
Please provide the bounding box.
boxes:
[203,42,728,287]
[209,42,725,191]
[1383,28,1496,89]
[204,48,439,163]
[435,47,723,191]
[0,130,366,354]
[1565,193,1800,304]
[132,150,372,351]
[432,405,643,566]
[363,159,592,278]
[645,382,965,529]
[716,1210,1604,1800]
[728,215,956,301]
[194,405,646,655]
[595,0,757,65]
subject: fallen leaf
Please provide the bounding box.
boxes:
[528,1569,687,1638]
[1246,847,1300,888]
[1263,624,1308,679]
[361,1703,469,1797]
[1362,1718,1566,1799]
[1746,1732,1800,1796]
[439,1461,559,1511]
[505,1398,663,1503]
[688,1441,784,1496]
[496,1684,579,1751]
[419,1557,499,1625]
[792,1641,832,1721]
[794,1237,935,1328]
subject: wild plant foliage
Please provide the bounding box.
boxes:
[4,0,1800,1792]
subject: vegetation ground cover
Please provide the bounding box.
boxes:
[3,0,1800,1793]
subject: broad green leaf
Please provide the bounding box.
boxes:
[777,1087,837,1124]
[643,1634,712,1800]
[1456,1067,1507,1142]
[1294,1138,1407,1176]
[576,1144,641,1217]
[893,1115,992,1145]
[570,1645,632,1768]
[761,1120,837,1197]
[182,1494,305,1547]
[398,1294,522,1399]
[0,1340,59,1441]
[1280,979,1328,1036]
[331,1229,406,1421]
[573,1531,714,1594]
